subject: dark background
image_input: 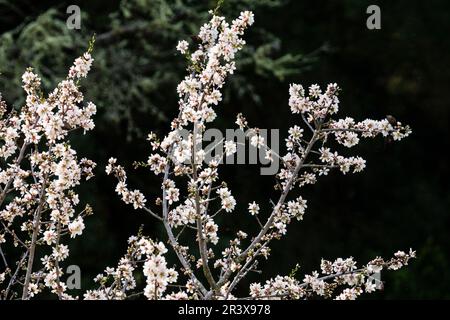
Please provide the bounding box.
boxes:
[0,0,448,299]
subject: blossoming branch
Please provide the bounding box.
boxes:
[99,10,414,300]
[0,41,96,299]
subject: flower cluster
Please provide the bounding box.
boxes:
[217,187,236,213]
[319,147,366,174]
[84,235,180,300]
[289,83,340,118]
[168,199,197,227]
[106,158,147,210]
[69,53,94,79]
[175,10,254,129]
[249,249,416,300]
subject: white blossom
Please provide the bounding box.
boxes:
[176,40,189,54]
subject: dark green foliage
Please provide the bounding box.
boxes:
[0,0,308,139]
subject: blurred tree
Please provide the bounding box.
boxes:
[0,0,313,140]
